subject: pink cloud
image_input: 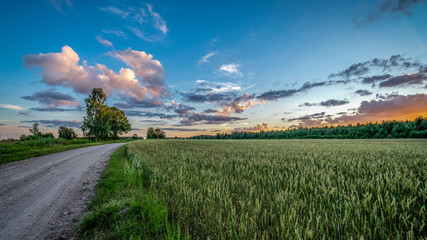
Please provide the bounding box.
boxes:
[23,46,167,104]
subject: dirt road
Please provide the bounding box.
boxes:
[0,143,125,240]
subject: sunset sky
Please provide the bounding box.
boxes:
[1,0,427,138]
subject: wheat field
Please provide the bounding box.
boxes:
[125,139,426,239]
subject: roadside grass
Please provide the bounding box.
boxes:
[0,138,133,164]
[78,144,185,240]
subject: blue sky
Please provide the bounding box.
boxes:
[1,0,427,138]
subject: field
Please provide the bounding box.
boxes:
[81,139,427,239]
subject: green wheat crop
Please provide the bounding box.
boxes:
[126,139,427,239]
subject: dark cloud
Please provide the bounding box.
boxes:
[354,0,425,27]
[203,109,217,113]
[140,119,166,123]
[161,127,204,132]
[379,73,426,87]
[0,123,6,126]
[286,112,326,122]
[21,119,82,128]
[257,79,354,101]
[114,102,134,109]
[120,97,163,109]
[21,88,80,107]
[299,99,349,107]
[29,107,83,112]
[178,113,247,126]
[299,102,316,107]
[19,112,30,116]
[125,110,177,119]
[330,55,421,80]
[362,74,392,84]
[182,93,235,103]
[172,103,196,115]
[181,80,240,103]
[320,99,349,107]
[355,89,373,96]
[257,81,332,100]
[329,62,370,79]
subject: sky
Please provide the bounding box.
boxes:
[1,0,427,138]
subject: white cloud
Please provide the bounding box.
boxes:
[219,63,242,77]
[195,80,241,93]
[100,6,130,18]
[23,46,167,103]
[146,4,168,35]
[95,35,113,47]
[0,104,26,111]
[198,52,216,65]
[102,29,127,39]
[101,4,168,41]
[210,37,218,46]
[127,26,161,42]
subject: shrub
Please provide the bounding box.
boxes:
[58,125,77,139]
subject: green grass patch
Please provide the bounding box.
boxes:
[78,144,185,240]
[0,138,132,164]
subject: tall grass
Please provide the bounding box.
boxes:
[125,139,427,239]
[79,145,185,240]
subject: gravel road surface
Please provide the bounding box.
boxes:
[0,143,125,240]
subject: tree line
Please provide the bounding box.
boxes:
[189,116,427,140]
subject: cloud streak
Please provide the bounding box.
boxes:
[161,127,204,132]
[95,35,113,47]
[354,89,373,96]
[379,73,426,87]
[47,0,73,13]
[0,104,26,111]
[178,112,247,126]
[354,0,425,27]
[198,52,216,65]
[21,119,82,128]
[101,4,168,41]
[22,88,80,107]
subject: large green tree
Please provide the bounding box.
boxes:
[146,127,166,139]
[82,88,131,140]
[109,106,131,140]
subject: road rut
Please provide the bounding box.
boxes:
[0,143,125,240]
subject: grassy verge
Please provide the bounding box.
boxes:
[78,144,185,240]
[0,139,131,164]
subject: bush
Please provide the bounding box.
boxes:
[58,125,77,140]
[42,133,55,139]
[19,134,28,141]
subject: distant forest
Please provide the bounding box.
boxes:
[189,116,427,139]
